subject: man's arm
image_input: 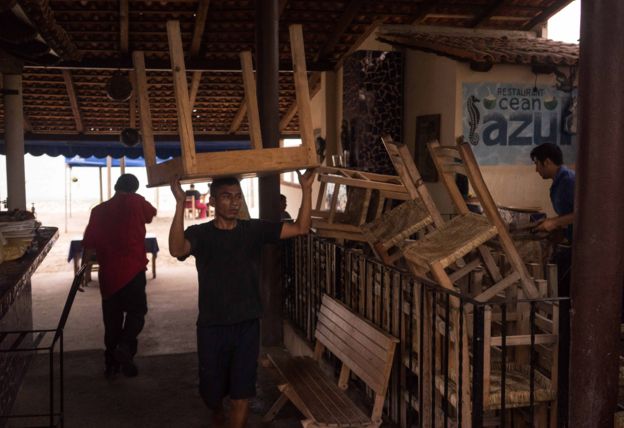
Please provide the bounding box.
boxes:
[535,213,574,232]
[280,169,316,239]
[169,177,192,257]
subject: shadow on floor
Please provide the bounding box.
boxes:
[8,349,303,427]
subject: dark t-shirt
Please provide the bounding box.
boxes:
[183,219,282,326]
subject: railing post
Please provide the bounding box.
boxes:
[472,304,485,427]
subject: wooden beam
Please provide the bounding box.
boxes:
[132,51,157,168]
[523,0,572,30]
[469,0,506,28]
[61,70,83,133]
[315,0,361,63]
[240,51,262,150]
[189,1,210,112]
[129,70,136,128]
[279,72,321,131]
[26,58,332,73]
[167,20,197,171]
[119,0,129,54]
[228,98,247,134]
[190,0,210,57]
[334,18,385,70]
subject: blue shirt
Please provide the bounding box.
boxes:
[550,165,575,241]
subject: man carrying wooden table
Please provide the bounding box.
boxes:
[169,170,315,428]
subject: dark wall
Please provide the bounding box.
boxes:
[342,50,403,175]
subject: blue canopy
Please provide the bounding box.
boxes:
[1,138,252,159]
[64,155,168,167]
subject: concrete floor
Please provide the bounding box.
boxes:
[7,267,304,427]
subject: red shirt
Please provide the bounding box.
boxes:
[83,192,157,298]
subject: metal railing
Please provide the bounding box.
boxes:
[282,235,569,427]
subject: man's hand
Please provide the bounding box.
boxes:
[170,177,186,203]
[534,217,559,232]
[297,169,316,190]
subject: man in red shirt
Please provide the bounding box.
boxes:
[83,173,157,378]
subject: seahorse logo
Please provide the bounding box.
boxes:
[467,95,481,146]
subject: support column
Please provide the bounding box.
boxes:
[256,0,282,346]
[3,73,26,210]
[569,1,624,426]
[323,71,339,160]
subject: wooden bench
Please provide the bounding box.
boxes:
[264,294,399,427]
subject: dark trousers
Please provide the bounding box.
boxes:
[102,271,148,365]
[552,245,571,427]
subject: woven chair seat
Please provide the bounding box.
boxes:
[402,212,497,272]
[434,362,555,411]
[362,199,433,247]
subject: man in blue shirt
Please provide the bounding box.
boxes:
[531,143,575,241]
[530,142,575,424]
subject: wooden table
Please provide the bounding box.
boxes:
[67,236,159,279]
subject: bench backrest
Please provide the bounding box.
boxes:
[315,294,399,407]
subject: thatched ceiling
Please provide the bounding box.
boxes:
[0,0,573,141]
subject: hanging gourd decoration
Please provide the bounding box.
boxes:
[120,128,141,147]
[106,71,133,102]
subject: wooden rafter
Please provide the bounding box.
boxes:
[61,70,84,133]
[469,0,506,28]
[189,0,210,110]
[334,18,385,70]
[315,0,362,63]
[129,70,136,128]
[279,72,321,132]
[523,0,572,30]
[411,1,439,24]
[119,0,129,53]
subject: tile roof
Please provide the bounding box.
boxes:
[377,26,579,67]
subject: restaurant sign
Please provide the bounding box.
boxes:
[462,82,576,165]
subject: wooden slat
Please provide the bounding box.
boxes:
[289,24,316,162]
[166,20,197,172]
[61,70,83,133]
[490,334,557,347]
[316,310,387,366]
[240,51,263,150]
[189,71,202,110]
[318,174,406,192]
[132,51,157,168]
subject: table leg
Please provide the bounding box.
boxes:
[152,254,157,279]
[73,257,80,275]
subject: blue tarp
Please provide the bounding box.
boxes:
[1,139,252,159]
[64,155,167,167]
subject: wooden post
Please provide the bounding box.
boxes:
[569,1,624,426]
[3,73,26,210]
[166,20,197,173]
[256,0,282,347]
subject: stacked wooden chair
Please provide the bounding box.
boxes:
[132,22,318,187]
[311,166,415,242]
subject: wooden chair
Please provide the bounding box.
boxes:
[394,138,539,301]
[264,294,399,427]
[311,166,411,242]
[184,195,197,219]
[433,301,559,426]
[361,135,445,265]
[132,22,318,187]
